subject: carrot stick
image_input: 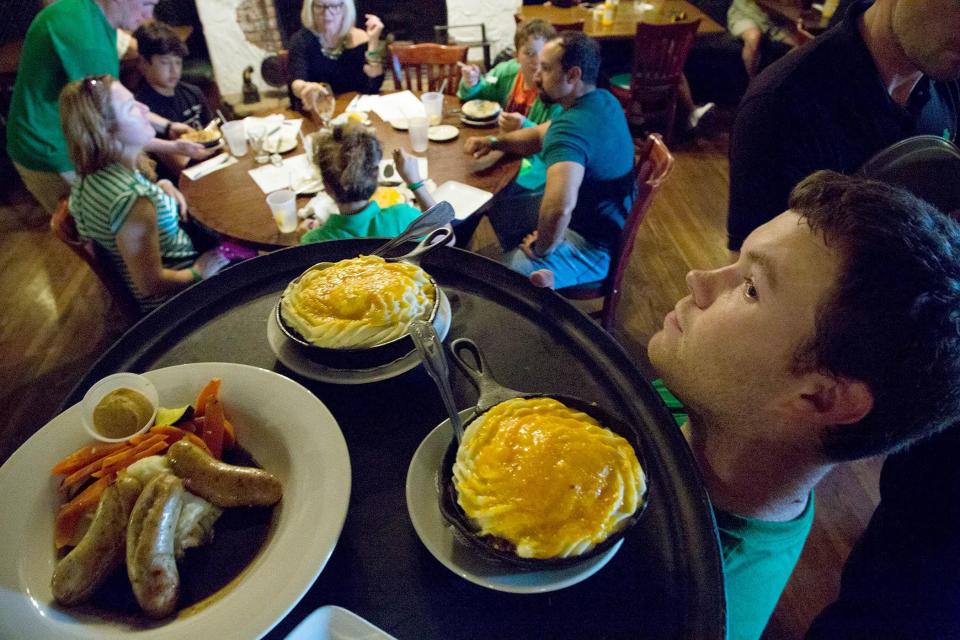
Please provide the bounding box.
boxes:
[222,418,236,450]
[93,441,169,478]
[51,442,129,476]
[60,446,131,495]
[183,431,213,456]
[202,396,225,459]
[193,379,221,418]
[99,434,166,468]
[54,475,111,548]
[150,424,189,438]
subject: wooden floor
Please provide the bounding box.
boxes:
[0,118,882,638]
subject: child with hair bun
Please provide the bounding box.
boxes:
[300,122,437,244]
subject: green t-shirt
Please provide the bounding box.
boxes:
[6,0,119,173]
[300,201,422,244]
[653,379,814,640]
[457,59,562,191]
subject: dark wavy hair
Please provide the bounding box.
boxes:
[134,21,188,61]
[788,170,960,461]
[554,31,601,85]
[313,122,381,203]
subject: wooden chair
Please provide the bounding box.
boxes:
[556,133,675,331]
[434,23,493,70]
[50,199,140,320]
[609,20,700,143]
[388,43,468,95]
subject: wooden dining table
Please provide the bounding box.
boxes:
[179,93,520,251]
[518,0,725,38]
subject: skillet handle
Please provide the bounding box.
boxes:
[385,226,451,264]
[449,338,518,411]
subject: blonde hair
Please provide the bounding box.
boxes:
[300,0,355,42]
[60,75,122,176]
[60,74,156,178]
[313,121,380,203]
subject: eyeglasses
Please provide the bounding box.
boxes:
[81,75,109,96]
[314,2,344,11]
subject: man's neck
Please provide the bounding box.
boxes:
[860,0,923,106]
[559,83,595,110]
[682,416,832,522]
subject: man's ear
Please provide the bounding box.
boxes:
[566,65,582,85]
[796,373,874,426]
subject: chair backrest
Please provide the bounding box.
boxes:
[50,199,140,319]
[601,133,674,328]
[389,42,468,95]
[629,20,700,93]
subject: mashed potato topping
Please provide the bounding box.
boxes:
[453,397,645,559]
[280,255,436,349]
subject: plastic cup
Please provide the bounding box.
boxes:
[421,92,444,126]
[267,189,298,233]
[408,116,429,153]
[221,121,248,156]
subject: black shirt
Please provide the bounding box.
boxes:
[287,28,384,106]
[135,81,212,131]
[726,0,960,251]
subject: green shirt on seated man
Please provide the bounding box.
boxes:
[300,122,436,245]
[646,172,960,640]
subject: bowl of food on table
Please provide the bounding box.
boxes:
[461,100,501,126]
[438,339,649,569]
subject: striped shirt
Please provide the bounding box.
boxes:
[69,164,196,311]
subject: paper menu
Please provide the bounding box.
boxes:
[248,154,315,194]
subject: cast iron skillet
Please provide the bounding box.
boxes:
[275,228,450,370]
[438,338,650,569]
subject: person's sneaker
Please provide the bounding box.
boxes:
[686,102,716,131]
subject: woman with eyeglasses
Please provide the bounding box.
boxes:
[60,75,230,313]
[289,0,386,113]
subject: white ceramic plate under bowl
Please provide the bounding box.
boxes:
[405,419,623,594]
[285,605,396,640]
[427,125,459,142]
[0,362,351,639]
[267,288,452,385]
[459,115,498,128]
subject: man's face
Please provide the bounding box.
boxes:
[107,0,158,31]
[892,0,960,81]
[140,53,182,93]
[534,40,574,105]
[647,212,841,430]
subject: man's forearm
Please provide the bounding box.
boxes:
[494,123,546,156]
[535,207,571,256]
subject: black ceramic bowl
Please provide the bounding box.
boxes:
[437,339,649,569]
[275,264,441,371]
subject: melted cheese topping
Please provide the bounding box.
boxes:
[453,397,645,559]
[280,255,436,349]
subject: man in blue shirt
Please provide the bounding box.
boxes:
[465,31,635,288]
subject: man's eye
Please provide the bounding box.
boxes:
[743,278,759,300]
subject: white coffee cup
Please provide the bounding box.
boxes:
[266,189,298,233]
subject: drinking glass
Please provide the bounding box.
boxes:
[247,123,269,164]
[421,92,443,126]
[314,83,335,127]
[221,121,247,156]
[408,116,429,153]
[266,189,298,233]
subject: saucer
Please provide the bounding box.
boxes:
[388,118,409,131]
[460,116,497,128]
[428,125,459,142]
[405,420,623,593]
[266,288,452,385]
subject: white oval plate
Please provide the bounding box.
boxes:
[0,362,351,639]
[285,605,396,640]
[427,125,459,142]
[405,418,622,594]
[388,118,408,131]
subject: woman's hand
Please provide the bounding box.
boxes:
[364,14,384,44]
[498,112,525,132]
[457,62,481,88]
[156,179,188,221]
[299,81,331,114]
[192,248,230,280]
[392,148,421,185]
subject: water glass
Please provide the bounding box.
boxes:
[247,123,269,164]
[421,92,443,126]
[221,121,247,156]
[408,116,429,153]
[266,189,298,233]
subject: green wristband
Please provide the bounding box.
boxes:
[407,180,425,191]
[486,135,499,150]
[189,267,202,282]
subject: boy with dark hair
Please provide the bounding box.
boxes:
[133,21,212,131]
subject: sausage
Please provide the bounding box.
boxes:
[126,473,183,619]
[50,474,140,605]
[166,440,282,508]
